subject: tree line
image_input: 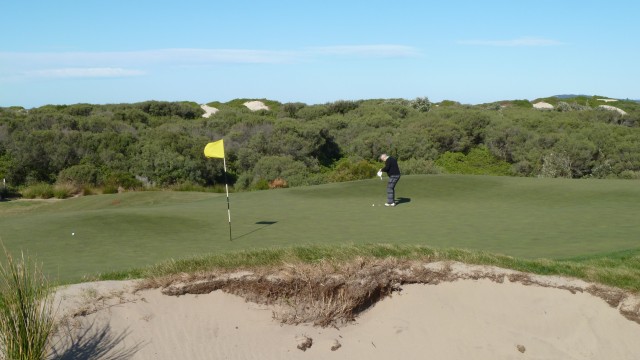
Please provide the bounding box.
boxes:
[1,96,639,196]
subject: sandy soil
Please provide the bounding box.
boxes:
[49,261,640,360]
[598,104,628,115]
[243,100,269,111]
[200,104,219,118]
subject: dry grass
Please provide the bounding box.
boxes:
[138,257,640,327]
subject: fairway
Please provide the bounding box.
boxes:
[1,175,639,283]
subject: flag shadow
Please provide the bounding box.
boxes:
[234,221,278,240]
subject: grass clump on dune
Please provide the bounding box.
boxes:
[0,245,56,360]
[123,244,640,327]
[95,244,640,293]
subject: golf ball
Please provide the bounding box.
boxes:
[372,204,375,206]
[72,232,75,236]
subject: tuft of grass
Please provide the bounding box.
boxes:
[20,183,78,199]
[52,183,77,199]
[0,245,57,360]
[94,244,640,292]
[20,183,55,199]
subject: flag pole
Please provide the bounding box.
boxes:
[223,157,232,241]
[204,139,231,241]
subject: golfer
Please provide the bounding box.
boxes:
[379,153,401,206]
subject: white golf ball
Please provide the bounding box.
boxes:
[372,204,375,206]
[72,232,75,236]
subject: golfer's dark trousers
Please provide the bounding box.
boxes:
[387,175,400,204]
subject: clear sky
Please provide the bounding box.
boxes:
[1,0,638,108]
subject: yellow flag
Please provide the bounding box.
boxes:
[204,139,225,158]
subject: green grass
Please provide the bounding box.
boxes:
[1,175,639,284]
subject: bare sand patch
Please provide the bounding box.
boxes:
[599,104,628,115]
[243,100,269,111]
[200,104,219,118]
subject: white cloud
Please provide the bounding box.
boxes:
[458,37,563,47]
[0,45,419,81]
[0,48,302,67]
[25,67,145,79]
[308,45,420,57]
[1,45,418,68]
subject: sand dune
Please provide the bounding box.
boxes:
[50,262,640,359]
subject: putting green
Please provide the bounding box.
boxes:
[1,175,639,282]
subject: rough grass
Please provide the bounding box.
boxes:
[98,244,640,293]
[0,246,56,360]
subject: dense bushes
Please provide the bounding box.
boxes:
[0,96,639,197]
[435,147,512,176]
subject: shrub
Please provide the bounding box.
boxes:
[399,158,441,175]
[102,185,119,194]
[619,170,640,180]
[103,172,143,190]
[326,100,359,115]
[327,158,377,182]
[556,102,572,112]
[435,147,512,176]
[0,184,19,200]
[57,164,98,186]
[253,179,270,190]
[539,152,572,178]
[410,97,431,112]
[20,183,54,199]
[52,183,76,199]
[0,246,56,360]
[80,185,96,196]
[170,181,207,192]
[251,156,311,187]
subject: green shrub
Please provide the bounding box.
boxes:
[327,158,377,182]
[435,147,512,176]
[102,185,119,194]
[619,170,640,180]
[52,183,76,199]
[539,152,572,178]
[250,156,311,187]
[103,172,143,190]
[0,246,56,360]
[253,179,270,190]
[57,164,98,186]
[20,183,54,199]
[170,181,205,192]
[510,99,533,109]
[326,100,359,115]
[399,158,441,175]
[169,181,229,193]
[410,97,431,112]
[0,184,19,200]
[80,185,96,196]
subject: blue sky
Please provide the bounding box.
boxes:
[1,0,638,108]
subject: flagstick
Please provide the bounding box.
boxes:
[223,157,232,241]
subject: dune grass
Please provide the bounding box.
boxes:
[97,244,640,292]
[1,175,639,285]
[0,246,56,360]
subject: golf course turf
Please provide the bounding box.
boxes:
[1,174,639,283]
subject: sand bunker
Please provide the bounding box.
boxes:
[51,260,640,359]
